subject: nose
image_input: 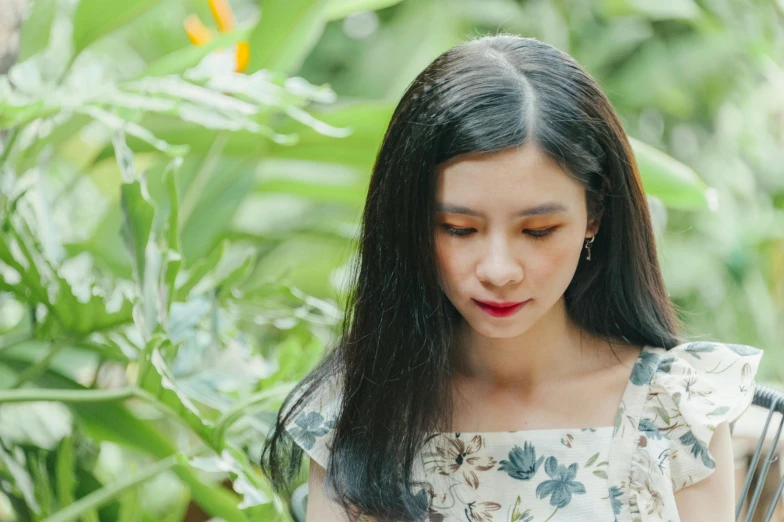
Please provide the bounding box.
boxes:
[475,234,523,287]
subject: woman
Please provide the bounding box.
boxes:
[259,34,764,522]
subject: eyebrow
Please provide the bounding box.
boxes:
[436,202,569,217]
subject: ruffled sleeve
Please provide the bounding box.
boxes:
[282,375,343,470]
[642,341,763,492]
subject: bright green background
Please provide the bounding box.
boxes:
[0,0,783,520]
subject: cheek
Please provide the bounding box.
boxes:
[503,235,583,285]
[434,238,468,288]
[538,241,574,270]
[531,236,583,282]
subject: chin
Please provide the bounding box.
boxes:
[464,316,528,338]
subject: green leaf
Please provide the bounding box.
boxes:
[116,486,140,522]
[30,448,57,516]
[215,251,255,296]
[324,0,405,20]
[246,0,331,74]
[162,159,183,314]
[41,453,180,522]
[179,159,255,262]
[137,337,217,449]
[250,232,354,300]
[180,242,257,298]
[257,177,365,203]
[72,0,166,54]
[120,178,155,284]
[96,96,375,166]
[13,114,92,175]
[188,449,273,511]
[55,436,76,509]
[0,401,72,449]
[630,137,708,209]
[0,215,133,336]
[87,108,190,159]
[266,100,393,169]
[0,100,57,131]
[174,241,226,302]
[128,77,260,118]
[0,357,246,522]
[120,175,161,339]
[212,383,294,448]
[18,0,57,60]
[163,162,182,253]
[0,443,39,514]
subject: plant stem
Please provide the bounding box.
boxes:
[0,387,137,403]
[0,127,19,166]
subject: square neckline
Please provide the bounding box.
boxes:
[431,344,651,438]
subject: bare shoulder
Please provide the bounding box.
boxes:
[589,340,645,396]
[603,339,645,367]
[578,335,643,372]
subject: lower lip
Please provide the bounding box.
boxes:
[473,300,530,317]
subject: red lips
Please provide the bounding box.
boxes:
[473,299,530,317]
[475,301,525,307]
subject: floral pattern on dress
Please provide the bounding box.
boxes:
[535,456,587,509]
[288,411,336,450]
[433,433,497,488]
[498,442,544,480]
[284,341,763,522]
[623,341,763,522]
[463,500,502,522]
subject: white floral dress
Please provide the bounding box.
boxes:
[284,341,763,521]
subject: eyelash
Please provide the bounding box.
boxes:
[441,225,558,240]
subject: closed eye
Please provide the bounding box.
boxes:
[526,227,559,239]
[441,225,475,237]
[440,225,559,239]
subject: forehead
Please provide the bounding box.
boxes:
[434,144,583,211]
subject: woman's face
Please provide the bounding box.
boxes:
[433,143,599,338]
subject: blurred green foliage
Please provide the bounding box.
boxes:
[0,0,782,520]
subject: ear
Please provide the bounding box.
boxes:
[586,217,600,237]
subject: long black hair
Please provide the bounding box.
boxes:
[259,33,685,521]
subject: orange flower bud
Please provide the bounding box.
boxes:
[209,0,236,33]
[184,14,213,45]
[235,41,250,72]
